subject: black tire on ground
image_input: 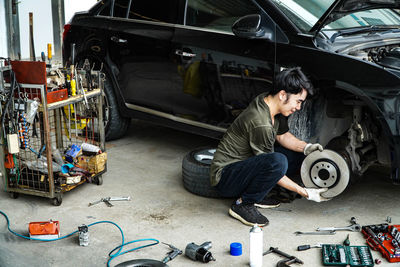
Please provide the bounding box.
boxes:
[9,192,19,199]
[182,147,221,198]
[51,195,62,206]
[93,176,103,185]
[103,77,130,141]
[76,56,130,141]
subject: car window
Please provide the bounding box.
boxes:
[98,0,179,24]
[270,0,400,32]
[98,1,111,16]
[270,0,334,32]
[185,0,261,32]
[128,0,179,23]
[113,0,130,18]
[324,9,400,30]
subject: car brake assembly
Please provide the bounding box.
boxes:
[301,149,350,198]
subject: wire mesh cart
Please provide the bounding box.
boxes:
[0,60,106,205]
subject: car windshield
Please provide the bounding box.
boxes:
[270,0,400,33]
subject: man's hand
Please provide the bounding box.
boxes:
[303,143,323,155]
[304,188,330,202]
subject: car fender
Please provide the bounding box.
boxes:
[326,79,400,183]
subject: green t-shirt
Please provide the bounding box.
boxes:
[210,93,288,186]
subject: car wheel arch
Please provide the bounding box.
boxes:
[75,52,125,103]
[329,81,394,143]
[74,52,130,140]
[313,80,393,175]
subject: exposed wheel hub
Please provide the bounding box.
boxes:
[301,149,350,198]
[193,148,216,165]
[309,159,340,188]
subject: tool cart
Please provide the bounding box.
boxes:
[0,59,106,205]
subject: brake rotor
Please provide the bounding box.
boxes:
[301,149,350,198]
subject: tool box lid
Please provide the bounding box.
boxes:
[29,220,60,235]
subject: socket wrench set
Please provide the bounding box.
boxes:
[322,244,374,266]
[362,223,400,263]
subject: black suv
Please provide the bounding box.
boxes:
[63,0,400,188]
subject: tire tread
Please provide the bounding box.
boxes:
[182,148,221,198]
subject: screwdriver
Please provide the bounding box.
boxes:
[297,243,322,251]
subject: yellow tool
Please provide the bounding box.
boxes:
[63,105,88,130]
[47,43,52,64]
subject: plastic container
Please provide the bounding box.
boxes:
[230,242,242,256]
[25,157,61,174]
[81,143,101,154]
[52,145,64,166]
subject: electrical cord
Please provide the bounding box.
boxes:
[0,210,159,266]
[0,58,20,135]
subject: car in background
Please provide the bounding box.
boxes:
[63,0,400,194]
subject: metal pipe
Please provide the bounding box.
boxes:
[40,84,55,198]
[51,0,65,64]
[5,0,21,59]
[29,12,36,61]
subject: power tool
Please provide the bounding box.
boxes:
[185,241,216,263]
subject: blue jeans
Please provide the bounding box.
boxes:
[216,146,304,204]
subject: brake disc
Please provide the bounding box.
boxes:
[301,149,350,198]
[115,259,168,267]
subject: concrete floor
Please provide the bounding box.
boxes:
[0,119,399,267]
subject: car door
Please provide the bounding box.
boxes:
[171,0,278,127]
[107,0,180,112]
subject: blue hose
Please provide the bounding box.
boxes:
[0,210,159,266]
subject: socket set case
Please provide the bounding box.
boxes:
[362,223,400,263]
[322,244,374,266]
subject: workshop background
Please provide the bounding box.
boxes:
[1,0,400,267]
[1,121,399,266]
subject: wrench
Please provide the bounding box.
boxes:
[317,224,361,232]
[88,196,131,207]
[297,243,322,251]
[294,231,336,235]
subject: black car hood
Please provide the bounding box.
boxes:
[309,0,400,33]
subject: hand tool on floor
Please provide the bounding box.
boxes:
[343,234,350,246]
[185,241,216,263]
[264,247,303,267]
[297,243,322,251]
[294,230,336,235]
[271,207,292,212]
[88,196,131,207]
[317,223,361,232]
[162,242,182,264]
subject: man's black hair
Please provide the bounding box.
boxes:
[270,67,314,96]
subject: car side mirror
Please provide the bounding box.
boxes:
[232,14,273,40]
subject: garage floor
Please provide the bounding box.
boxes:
[0,119,398,267]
